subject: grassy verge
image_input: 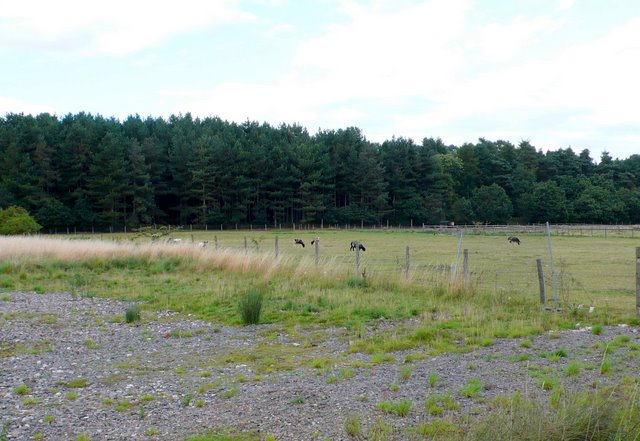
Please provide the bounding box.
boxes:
[0,235,637,356]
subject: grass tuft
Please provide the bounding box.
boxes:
[125,306,141,323]
[238,288,264,325]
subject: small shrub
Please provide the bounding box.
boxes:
[460,378,483,398]
[21,396,38,405]
[565,361,582,377]
[181,394,193,407]
[415,420,460,438]
[377,399,412,416]
[125,306,141,323]
[66,378,88,388]
[428,372,439,388]
[399,365,412,382]
[367,419,392,441]
[222,385,237,398]
[13,384,31,395]
[538,375,560,391]
[338,368,355,380]
[115,400,132,411]
[344,414,362,437]
[591,324,603,335]
[238,289,264,325]
[394,399,412,416]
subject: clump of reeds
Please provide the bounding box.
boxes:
[238,288,264,325]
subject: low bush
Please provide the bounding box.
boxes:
[238,289,264,325]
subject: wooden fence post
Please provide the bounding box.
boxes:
[275,236,279,258]
[537,258,546,306]
[636,248,640,317]
[315,238,319,266]
[355,242,361,275]
[405,246,410,279]
[244,236,247,254]
[463,249,469,288]
[214,235,218,250]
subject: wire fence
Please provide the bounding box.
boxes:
[193,228,638,313]
[41,224,640,313]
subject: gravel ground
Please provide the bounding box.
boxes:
[1,292,639,441]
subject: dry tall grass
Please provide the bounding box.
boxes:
[0,236,346,281]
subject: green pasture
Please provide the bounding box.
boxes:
[2,229,639,356]
[92,227,637,308]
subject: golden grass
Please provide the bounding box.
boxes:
[0,236,346,282]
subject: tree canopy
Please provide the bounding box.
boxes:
[1,112,639,231]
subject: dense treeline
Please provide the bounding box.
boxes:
[1,112,640,231]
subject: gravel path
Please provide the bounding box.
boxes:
[1,292,639,441]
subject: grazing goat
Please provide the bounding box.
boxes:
[350,241,366,252]
[507,236,521,245]
[197,241,208,248]
[311,237,319,246]
[294,238,305,248]
[167,238,182,244]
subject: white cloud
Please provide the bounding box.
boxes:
[476,16,561,62]
[0,0,255,55]
[0,96,56,116]
[179,0,472,128]
[555,0,576,12]
[159,0,640,159]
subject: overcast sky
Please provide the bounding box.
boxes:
[1,0,639,160]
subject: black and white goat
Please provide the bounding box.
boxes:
[350,241,365,252]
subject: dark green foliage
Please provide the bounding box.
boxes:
[1,112,640,230]
[125,306,141,323]
[238,289,264,325]
[471,184,513,224]
[0,206,42,234]
[468,386,640,441]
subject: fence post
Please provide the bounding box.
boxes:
[214,235,218,250]
[463,249,469,288]
[545,222,558,306]
[355,242,361,275]
[315,237,319,266]
[537,258,546,306]
[191,234,194,243]
[275,236,279,258]
[636,248,640,317]
[405,246,410,279]
[244,236,247,254]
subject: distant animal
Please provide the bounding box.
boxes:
[294,238,305,248]
[197,241,208,248]
[507,236,521,245]
[167,238,182,244]
[311,237,319,246]
[350,241,366,252]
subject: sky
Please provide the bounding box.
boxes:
[1,0,640,160]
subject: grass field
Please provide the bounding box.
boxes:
[2,230,640,441]
[1,229,638,356]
